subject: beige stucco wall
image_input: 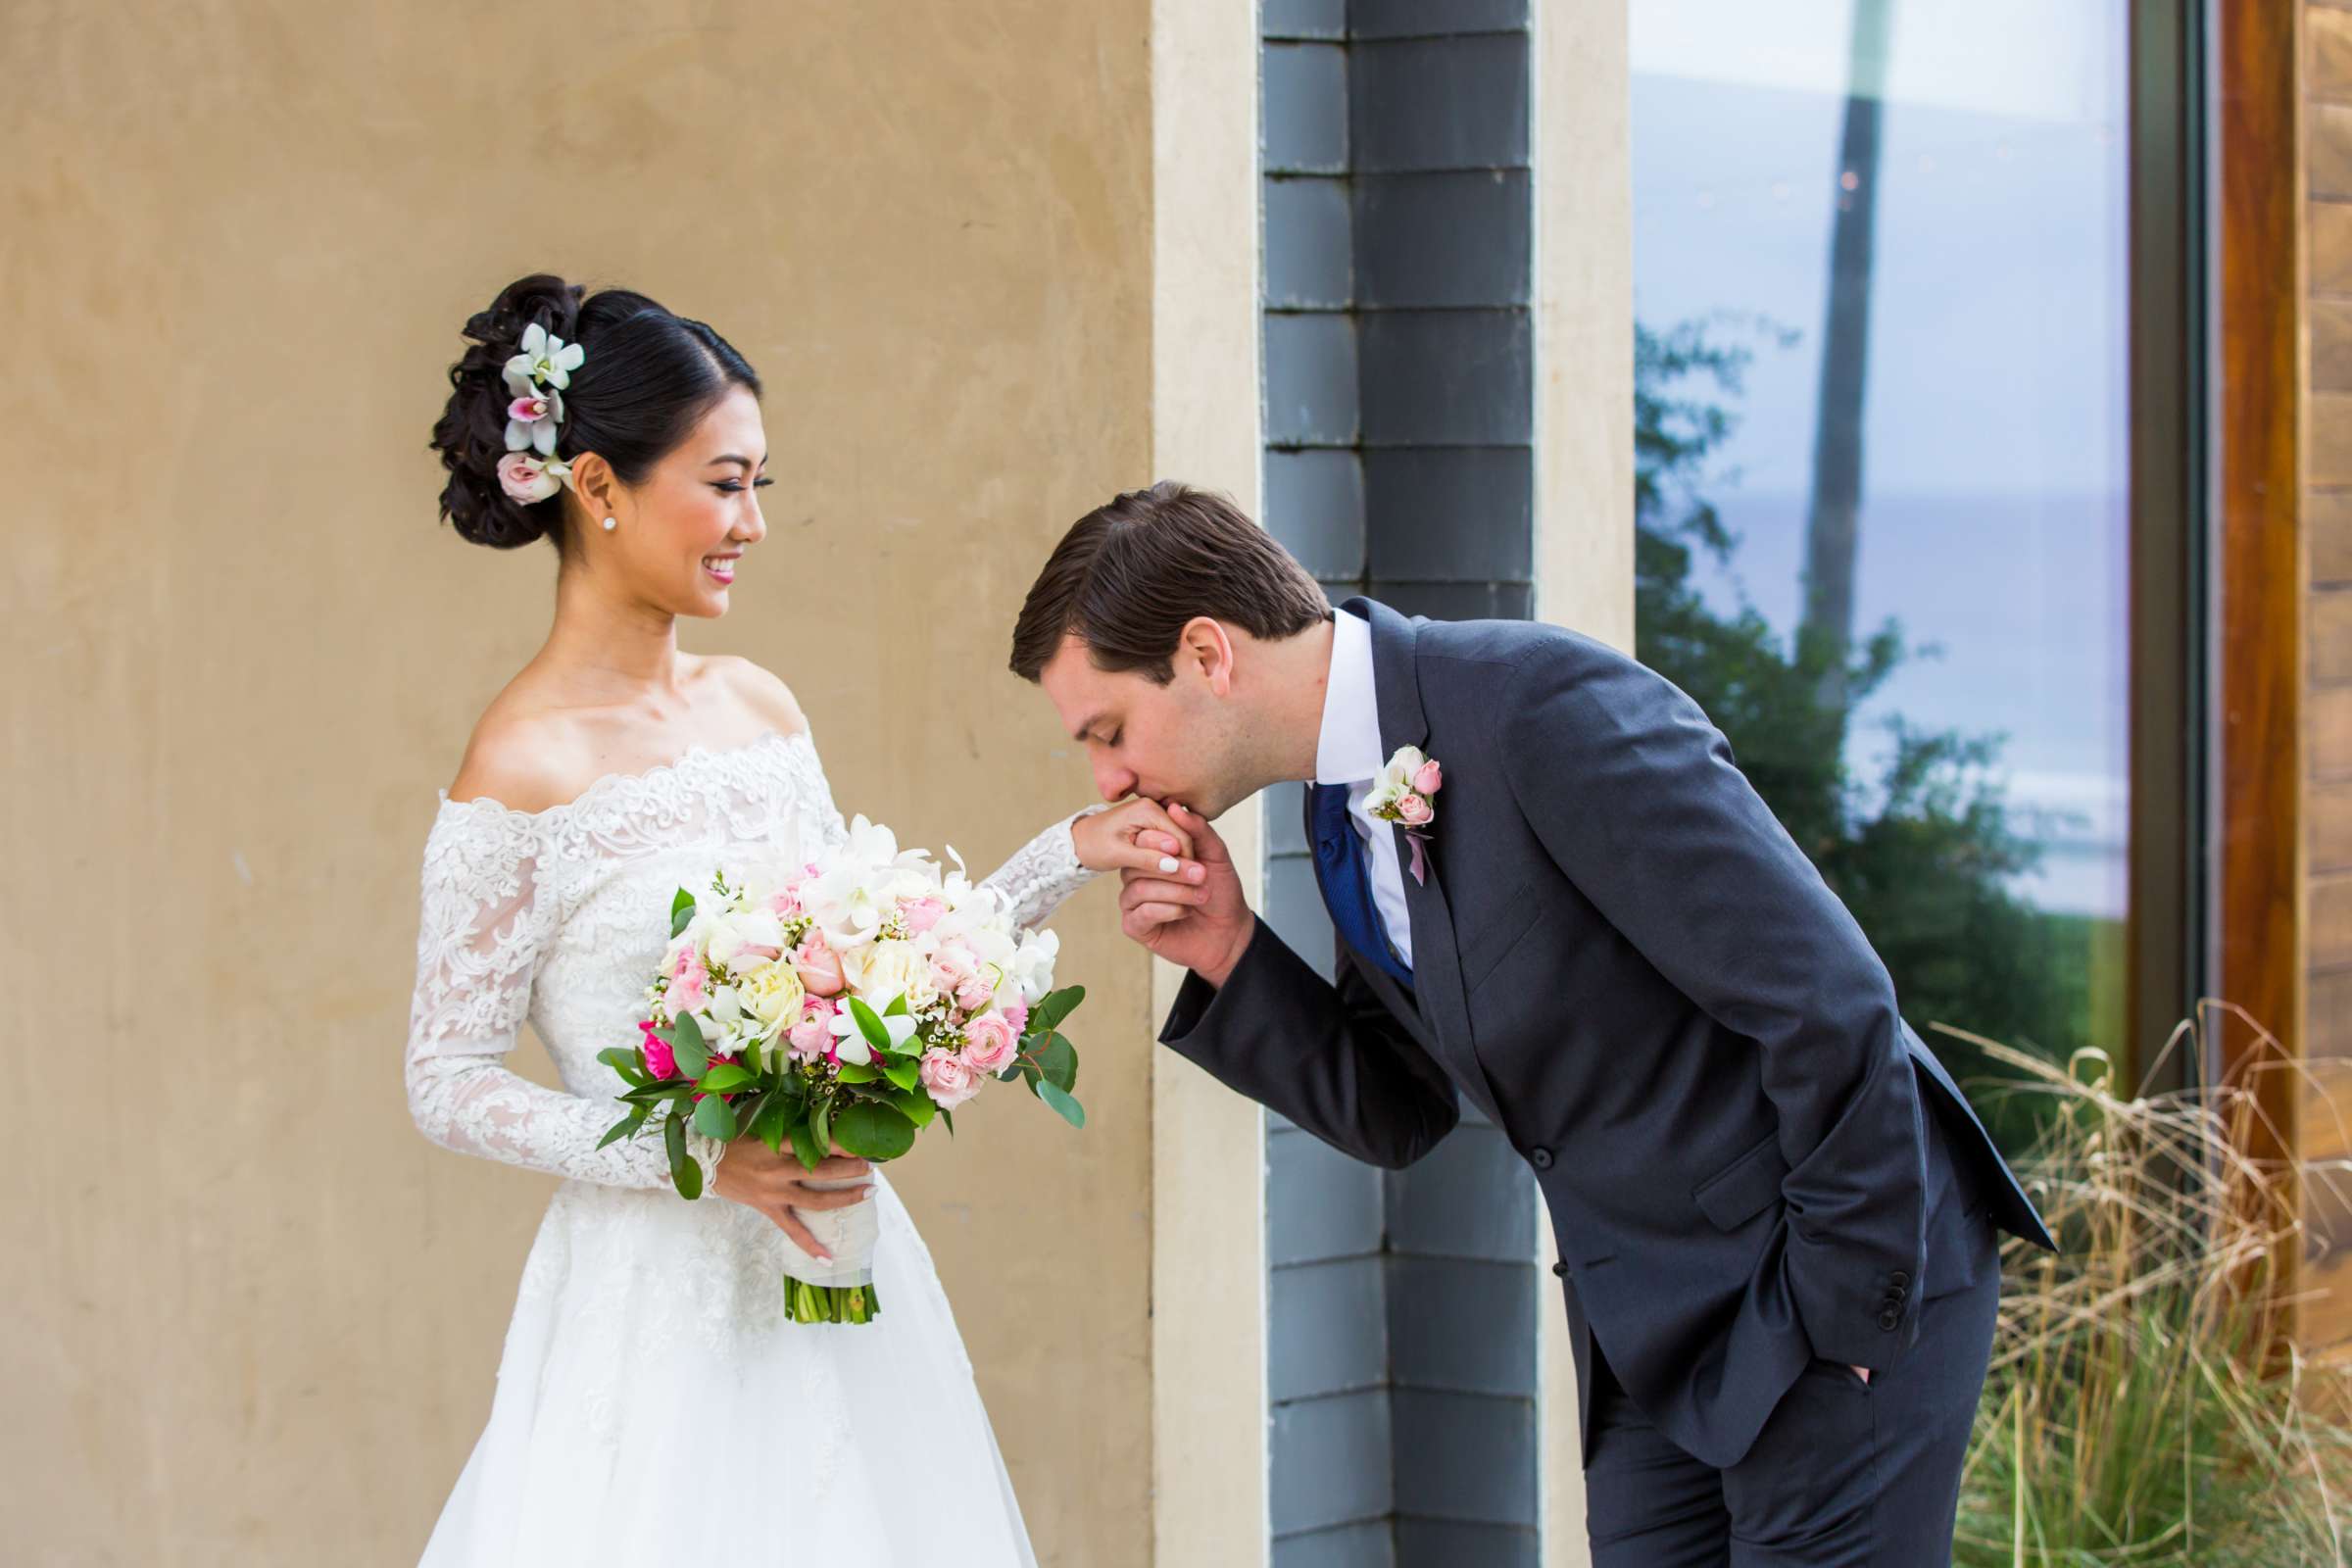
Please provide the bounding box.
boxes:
[1,3,1158,1562]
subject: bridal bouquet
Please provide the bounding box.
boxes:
[598,815,1086,1323]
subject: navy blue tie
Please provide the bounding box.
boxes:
[1309,784,1413,987]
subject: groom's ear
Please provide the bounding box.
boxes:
[1178,616,1239,696]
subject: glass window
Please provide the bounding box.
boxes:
[1632,1,2132,1146]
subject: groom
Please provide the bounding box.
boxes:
[1010,483,2055,1565]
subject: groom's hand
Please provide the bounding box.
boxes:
[1118,802,1255,987]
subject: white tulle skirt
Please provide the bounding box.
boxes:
[419,1174,1035,1567]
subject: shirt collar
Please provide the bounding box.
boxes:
[1314,608,1385,786]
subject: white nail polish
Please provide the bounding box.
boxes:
[1159,856,1181,873]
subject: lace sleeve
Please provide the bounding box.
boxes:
[404,802,722,1190]
[978,807,1106,931]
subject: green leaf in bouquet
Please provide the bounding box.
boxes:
[809,1095,833,1156]
[664,1114,703,1199]
[832,1099,918,1161]
[671,1010,709,1078]
[884,993,911,1018]
[596,1047,650,1087]
[847,997,893,1054]
[621,1084,673,1107]
[835,1061,882,1084]
[788,1116,826,1172]
[746,1087,788,1151]
[670,888,697,937]
[940,1108,956,1137]
[1036,1079,1087,1130]
[889,1088,938,1129]
[882,1056,921,1093]
[1027,985,1086,1038]
[692,1091,738,1143]
[698,1062,757,1095]
[1031,1033,1080,1094]
[597,1106,649,1151]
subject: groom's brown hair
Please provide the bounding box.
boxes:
[1009,481,1330,684]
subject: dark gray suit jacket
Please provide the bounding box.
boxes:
[1161,600,2054,1469]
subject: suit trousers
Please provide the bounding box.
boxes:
[1582,1110,2004,1567]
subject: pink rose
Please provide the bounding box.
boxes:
[668,960,710,1011]
[794,936,846,998]
[955,972,996,1013]
[931,945,977,994]
[767,886,802,917]
[787,999,834,1061]
[496,452,560,504]
[1001,999,1029,1035]
[1396,793,1434,827]
[962,1012,1019,1076]
[1413,760,1444,796]
[919,1048,983,1110]
[638,1021,678,1080]
[902,897,948,934]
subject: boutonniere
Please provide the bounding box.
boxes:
[1367,746,1444,883]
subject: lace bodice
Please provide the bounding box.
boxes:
[404,730,1097,1189]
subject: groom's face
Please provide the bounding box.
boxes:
[1038,634,1250,820]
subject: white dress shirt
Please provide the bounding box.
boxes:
[1314,608,1414,969]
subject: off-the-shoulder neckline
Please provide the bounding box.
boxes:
[434,729,812,822]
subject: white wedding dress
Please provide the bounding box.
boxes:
[404,729,1094,1566]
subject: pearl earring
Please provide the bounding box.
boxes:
[601,516,617,532]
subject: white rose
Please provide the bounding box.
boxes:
[847,939,936,1012]
[739,958,807,1026]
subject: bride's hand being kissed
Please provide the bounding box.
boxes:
[1072,796,1205,885]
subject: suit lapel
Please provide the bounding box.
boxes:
[1352,598,1489,1108]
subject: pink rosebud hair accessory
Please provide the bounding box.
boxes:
[494,321,586,504]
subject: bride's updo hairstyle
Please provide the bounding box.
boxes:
[430,273,762,551]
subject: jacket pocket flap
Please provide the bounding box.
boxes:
[1691,1133,1788,1232]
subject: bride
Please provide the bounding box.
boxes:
[406,275,1200,1565]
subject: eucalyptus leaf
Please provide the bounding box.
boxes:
[693,1092,738,1143]
[699,1063,757,1094]
[882,1057,920,1093]
[1029,985,1086,1037]
[1036,1079,1086,1130]
[672,1011,709,1078]
[788,1116,825,1172]
[831,1099,917,1161]
[670,888,697,937]
[1032,1034,1079,1094]
[663,1115,700,1199]
[889,1089,938,1129]
[835,1062,881,1084]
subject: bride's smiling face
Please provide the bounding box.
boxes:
[584,386,770,617]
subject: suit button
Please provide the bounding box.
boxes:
[1878,1310,1902,1332]
[1528,1147,1555,1171]
[1550,1261,1570,1278]
[1889,1272,1911,1288]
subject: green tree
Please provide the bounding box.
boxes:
[1636,318,2108,1151]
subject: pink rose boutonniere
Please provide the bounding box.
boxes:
[1367,745,1444,883]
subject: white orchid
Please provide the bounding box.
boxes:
[504,385,564,456]
[825,998,916,1066]
[502,320,586,398]
[1007,928,1061,1004]
[805,815,938,945]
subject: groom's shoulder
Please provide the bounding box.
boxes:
[1411,612,1642,683]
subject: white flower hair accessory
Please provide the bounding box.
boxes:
[495,322,586,503]
[1367,745,1444,883]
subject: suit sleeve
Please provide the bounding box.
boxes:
[1159,919,1460,1171]
[1498,641,1929,1370]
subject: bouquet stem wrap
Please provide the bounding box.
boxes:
[779,1173,882,1322]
